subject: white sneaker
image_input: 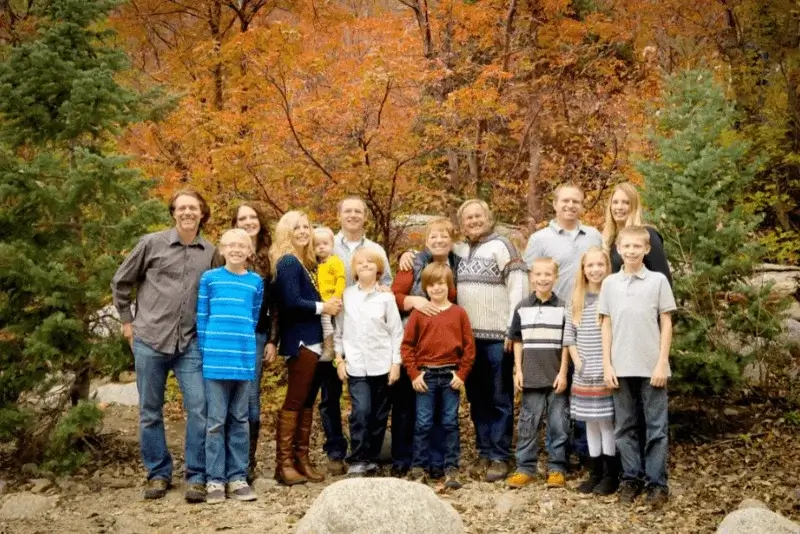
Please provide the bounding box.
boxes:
[206,482,225,504]
[347,463,368,477]
[227,480,257,502]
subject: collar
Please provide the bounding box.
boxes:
[620,265,649,280]
[530,293,559,306]
[167,227,206,248]
[548,219,586,235]
[356,282,378,295]
[336,231,367,246]
[468,231,499,246]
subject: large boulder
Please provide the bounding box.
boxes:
[295,478,465,534]
[716,506,800,534]
[0,493,59,520]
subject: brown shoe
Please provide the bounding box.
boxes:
[327,458,347,476]
[294,409,325,482]
[143,478,170,500]
[274,410,307,486]
[469,457,490,479]
[485,460,509,482]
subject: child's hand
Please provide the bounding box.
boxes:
[450,372,464,390]
[388,364,401,385]
[503,337,514,353]
[336,360,348,382]
[412,372,428,393]
[553,372,568,394]
[514,368,524,393]
[574,358,583,375]
[603,365,619,389]
[651,362,669,388]
[264,342,277,363]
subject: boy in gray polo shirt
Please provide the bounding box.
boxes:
[599,226,676,509]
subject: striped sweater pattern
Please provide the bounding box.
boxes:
[197,267,264,380]
[454,233,529,340]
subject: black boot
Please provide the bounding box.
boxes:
[577,455,603,494]
[247,420,260,484]
[593,454,620,495]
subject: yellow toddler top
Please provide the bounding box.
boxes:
[318,255,346,301]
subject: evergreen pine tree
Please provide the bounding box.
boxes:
[638,70,787,394]
[0,0,170,460]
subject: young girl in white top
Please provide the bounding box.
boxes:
[333,248,404,477]
[564,246,618,495]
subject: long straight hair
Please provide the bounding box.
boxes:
[231,202,272,278]
[602,182,645,250]
[269,210,317,275]
[571,246,611,326]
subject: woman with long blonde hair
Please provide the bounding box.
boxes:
[602,183,672,284]
[269,211,342,485]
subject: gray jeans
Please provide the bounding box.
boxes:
[613,377,669,488]
[514,388,569,475]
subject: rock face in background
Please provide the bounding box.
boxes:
[716,499,800,534]
[295,478,465,534]
[392,214,527,254]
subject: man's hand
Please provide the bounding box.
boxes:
[412,372,428,393]
[650,362,669,388]
[388,364,401,385]
[122,322,133,349]
[264,342,277,363]
[553,372,568,394]
[450,372,464,390]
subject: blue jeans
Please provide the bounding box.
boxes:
[412,368,461,470]
[390,367,445,470]
[347,375,391,464]
[318,361,348,461]
[133,338,206,484]
[249,333,267,424]
[547,362,588,458]
[205,379,249,484]
[613,377,669,488]
[465,340,514,461]
[516,388,569,475]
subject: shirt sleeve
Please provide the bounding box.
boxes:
[391,270,414,312]
[401,311,421,380]
[457,309,476,382]
[563,304,577,346]
[196,271,211,354]
[380,247,393,286]
[657,275,677,314]
[275,256,320,314]
[509,302,523,342]
[252,276,264,326]
[110,236,150,324]
[645,228,673,286]
[598,279,611,317]
[496,239,529,337]
[522,232,541,268]
[334,295,345,356]
[385,297,404,366]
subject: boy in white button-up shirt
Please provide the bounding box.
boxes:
[334,248,404,477]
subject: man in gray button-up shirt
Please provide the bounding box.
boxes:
[111,190,215,503]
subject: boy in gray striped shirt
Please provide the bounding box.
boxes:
[505,258,570,489]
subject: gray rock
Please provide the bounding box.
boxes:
[91,382,139,406]
[494,493,526,514]
[0,493,59,520]
[113,514,154,534]
[252,477,278,492]
[106,478,135,489]
[738,499,770,510]
[716,508,800,534]
[295,478,465,534]
[30,478,53,493]
[21,463,38,476]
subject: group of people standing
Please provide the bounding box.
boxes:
[111,181,676,509]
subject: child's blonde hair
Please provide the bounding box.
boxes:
[351,247,386,282]
[313,226,335,244]
[615,225,650,246]
[220,228,253,254]
[530,257,559,277]
[571,246,611,326]
[420,263,455,294]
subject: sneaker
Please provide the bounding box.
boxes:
[206,482,225,505]
[143,479,170,500]
[227,480,257,502]
[506,471,536,489]
[390,465,409,478]
[184,482,206,504]
[347,463,368,478]
[546,472,566,488]
[327,458,347,476]
[644,486,669,509]
[409,467,427,483]
[469,457,490,479]
[444,468,463,490]
[618,479,644,504]
[365,463,380,476]
[485,461,509,482]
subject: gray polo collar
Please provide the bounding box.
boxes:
[619,265,649,280]
[548,219,588,235]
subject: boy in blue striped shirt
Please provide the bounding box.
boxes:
[197,229,263,504]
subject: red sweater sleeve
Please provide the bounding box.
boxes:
[391,270,414,314]
[457,308,476,382]
[401,311,421,380]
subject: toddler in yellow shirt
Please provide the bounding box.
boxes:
[314,227,346,359]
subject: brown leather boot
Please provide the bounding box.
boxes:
[274,410,307,485]
[294,408,325,482]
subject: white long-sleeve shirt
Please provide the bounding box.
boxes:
[334,284,403,376]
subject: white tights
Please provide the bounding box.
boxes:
[585,420,615,457]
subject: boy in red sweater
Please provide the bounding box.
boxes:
[402,263,475,489]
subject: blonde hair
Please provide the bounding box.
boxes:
[424,217,456,243]
[456,198,495,235]
[351,247,386,282]
[615,225,650,246]
[313,226,335,244]
[530,257,559,277]
[602,183,645,249]
[571,246,611,326]
[420,263,455,294]
[269,210,317,275]
[220,228,253,253]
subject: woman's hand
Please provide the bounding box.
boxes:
[398,250,417,271]
[322,297,342,316]
[264,342,277,363]
[408,296,440,317]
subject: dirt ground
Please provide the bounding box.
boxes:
[0,399,798,534]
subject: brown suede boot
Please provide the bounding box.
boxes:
[294,409,325,482]
[274,410,307,486]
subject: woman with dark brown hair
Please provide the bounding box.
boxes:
[213,202,278,483]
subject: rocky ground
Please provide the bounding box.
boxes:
[1,397,799,534]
